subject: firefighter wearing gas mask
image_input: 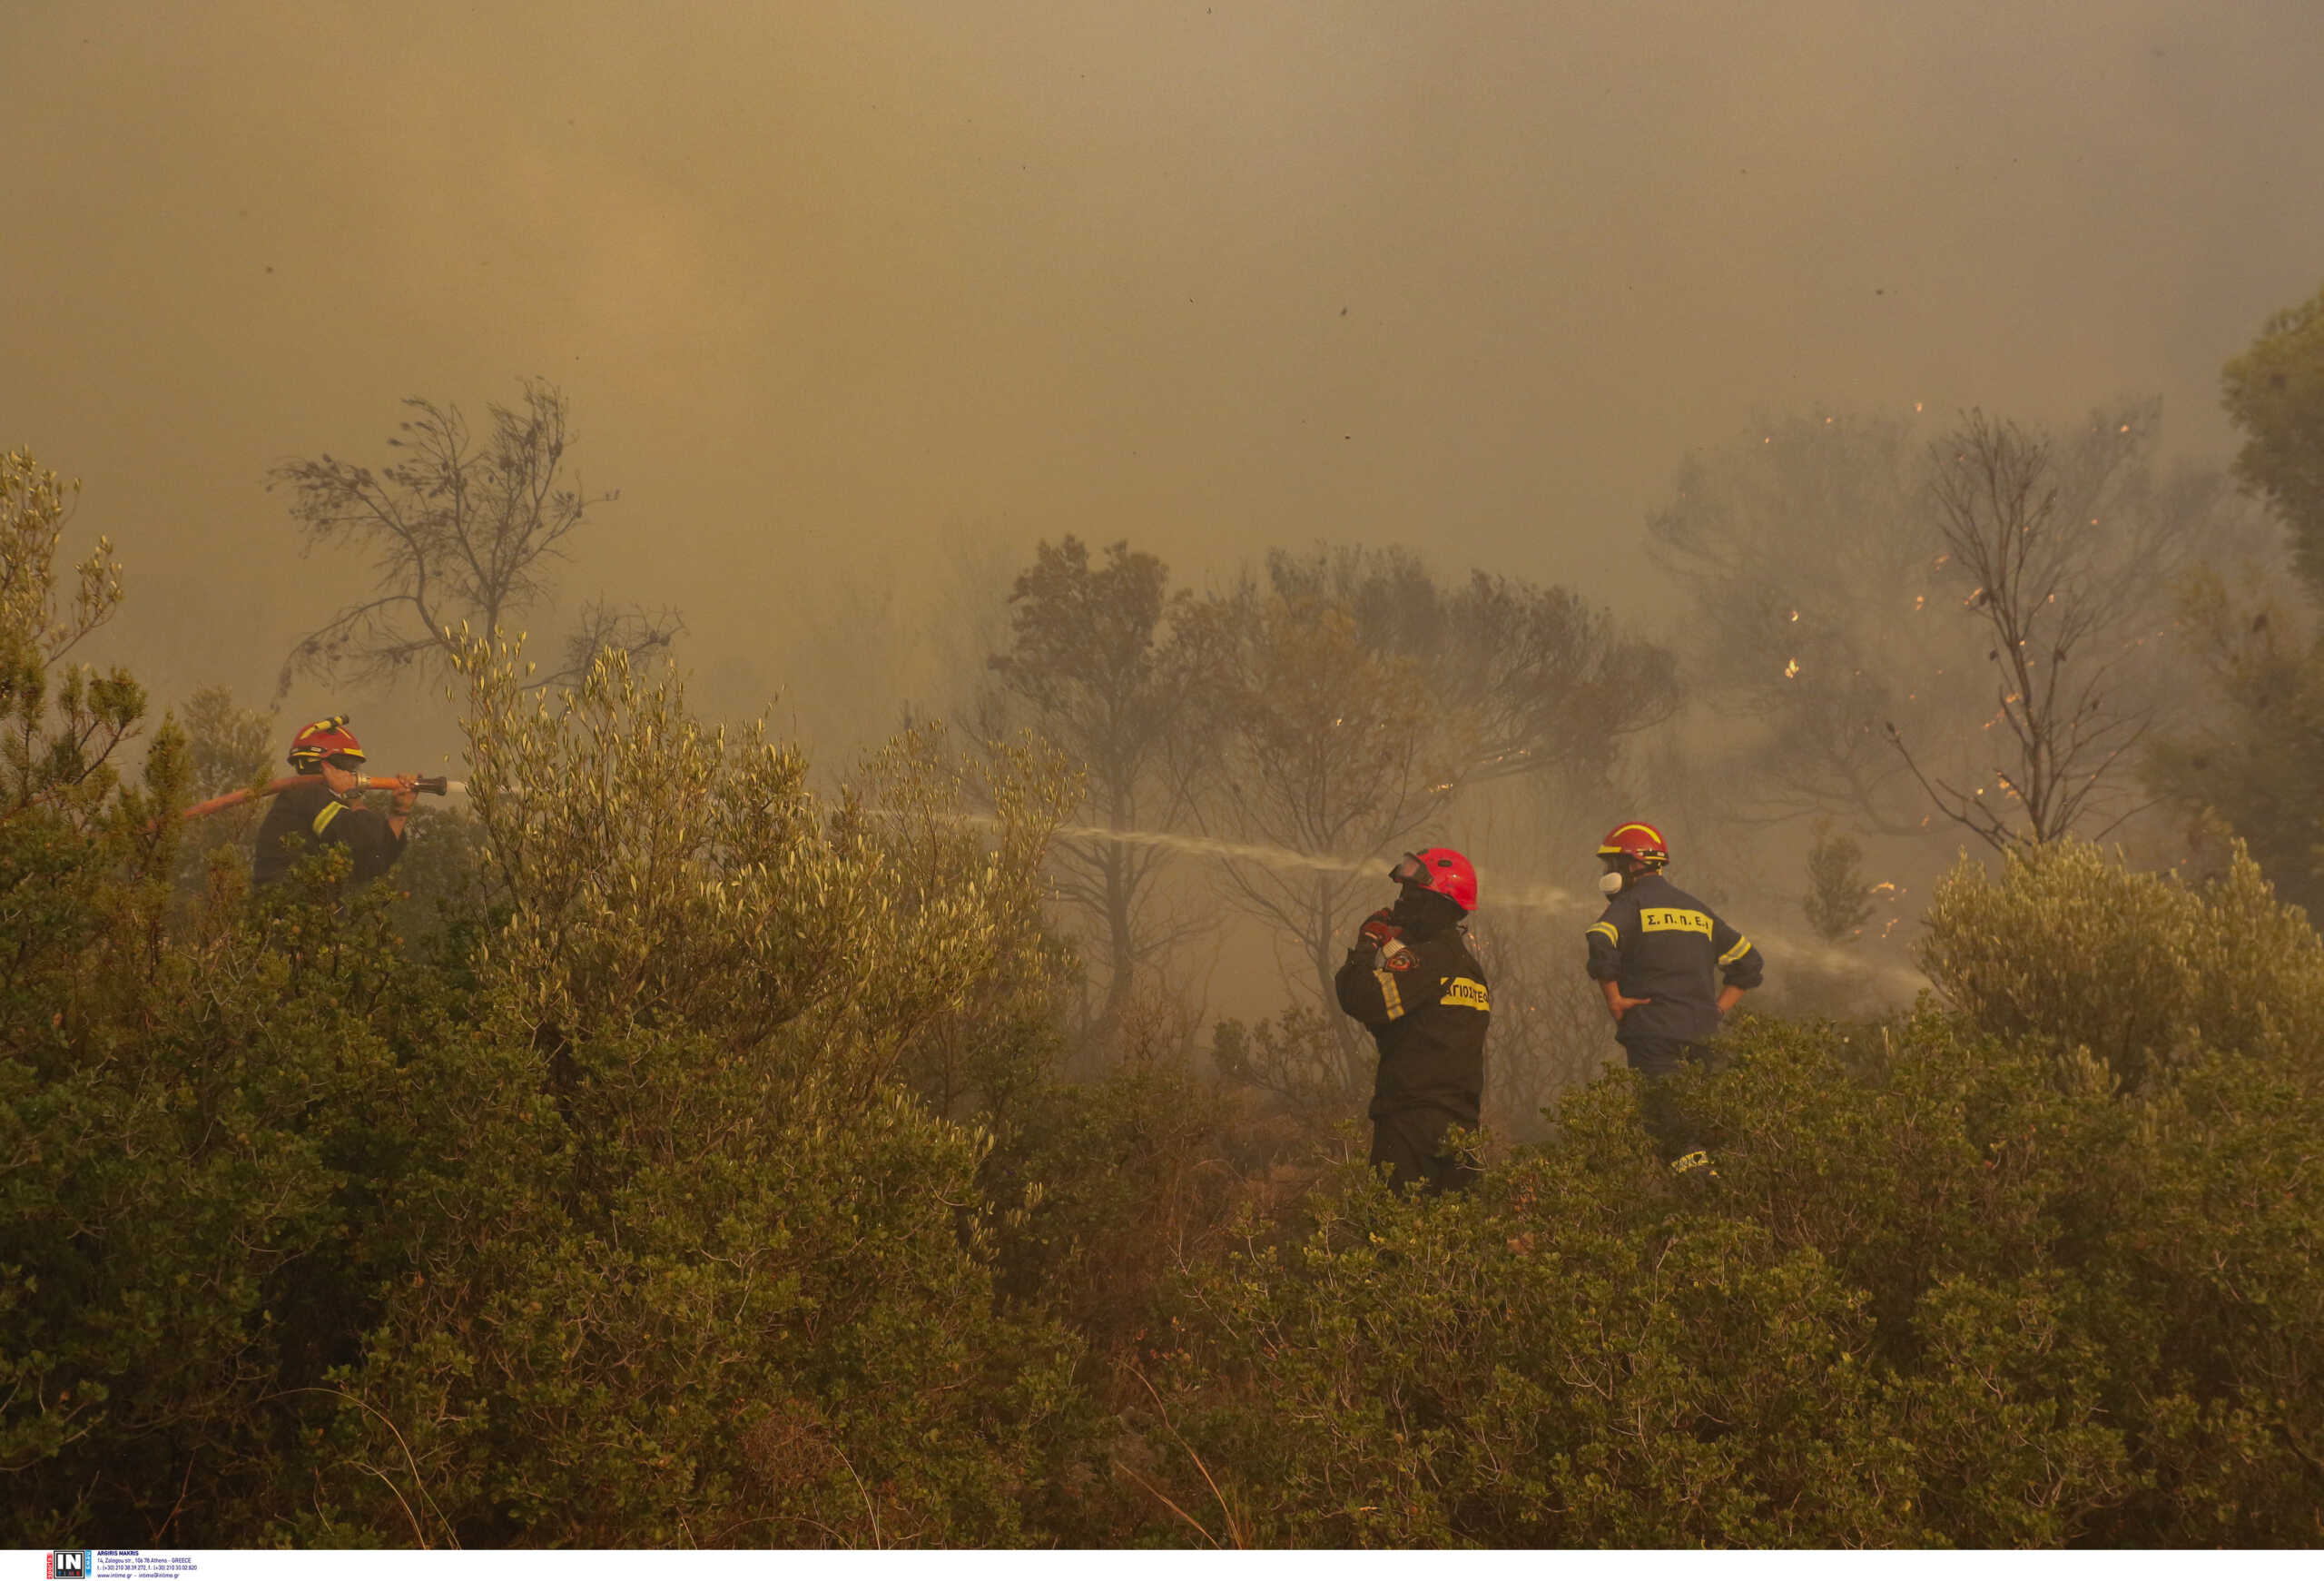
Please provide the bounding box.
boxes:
[1584,821,1763,1175]
[1334,847,1492,1194]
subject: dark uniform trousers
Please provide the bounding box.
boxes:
[1367,1105,1481,1195]
[1335,927,1492,1197]
[1624,1038,1727,1162]
[1585,873,1763,1165]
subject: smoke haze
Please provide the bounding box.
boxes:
[6,0,2321,785]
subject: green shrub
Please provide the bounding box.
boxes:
[1146,992,2324,1546]
[289,642,1107,1546]
[1918,839,2324,1089]
[0,748,463,1541]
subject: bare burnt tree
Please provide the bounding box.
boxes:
[1648,410,1986,835]
[985,537,1205,1036]
[1887,410,2169,850]
[268,380,680,693]
[558,596,688,686]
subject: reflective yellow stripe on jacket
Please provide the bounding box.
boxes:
[311,801,345,836]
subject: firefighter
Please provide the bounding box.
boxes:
[252,716,418,888]
[1583,821,1763,1176]
[1334,847,1492,1194]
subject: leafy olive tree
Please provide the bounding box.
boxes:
[1264,544,1679,790]
[2222,278,2324,598]
[301,637,1099,1545]
[1918,836,2324,1092]
[1177,583,1460,1075]
[2145,569,2324,916]
[2,449,135,828]
[1802,816,1874,944]
[2148,283,2324,910]
[985,537,1203,1038]
[166,683,277,886]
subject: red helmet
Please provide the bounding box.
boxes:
[1391,847,1478,912]
[1597,821,1669,867]
[288,714,366,770]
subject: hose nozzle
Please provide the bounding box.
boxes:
[354,775,452,795]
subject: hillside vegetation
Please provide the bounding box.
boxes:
[5,455,2321,1546]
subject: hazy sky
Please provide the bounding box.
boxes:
[7,0,2322,765]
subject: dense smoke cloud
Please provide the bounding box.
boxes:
[5,1,2320,765]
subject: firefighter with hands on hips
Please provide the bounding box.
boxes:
[1584,821,1763,1176]
[251,716,419,888]
[1335,847,1492,1194]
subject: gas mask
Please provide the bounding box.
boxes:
[1387,855,1438,932]
[1387,881,1460,940]
[1598,870,1626,898]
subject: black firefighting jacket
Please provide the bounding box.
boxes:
[1335,927,1492,1124]
[1584,872,1763,1046]
[252,779,406,888]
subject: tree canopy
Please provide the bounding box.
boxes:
[2222,279,2324,597]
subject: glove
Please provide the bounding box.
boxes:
[1354,908,1403,957]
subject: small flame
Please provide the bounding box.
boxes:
[1787,609,1800,622]
[1783,657,1801,679]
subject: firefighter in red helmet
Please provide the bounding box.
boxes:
[1584,821,1762,1175]
[1334,846,1491,1193]
[251,716,419,888]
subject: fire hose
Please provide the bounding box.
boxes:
[173,774,462,824]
